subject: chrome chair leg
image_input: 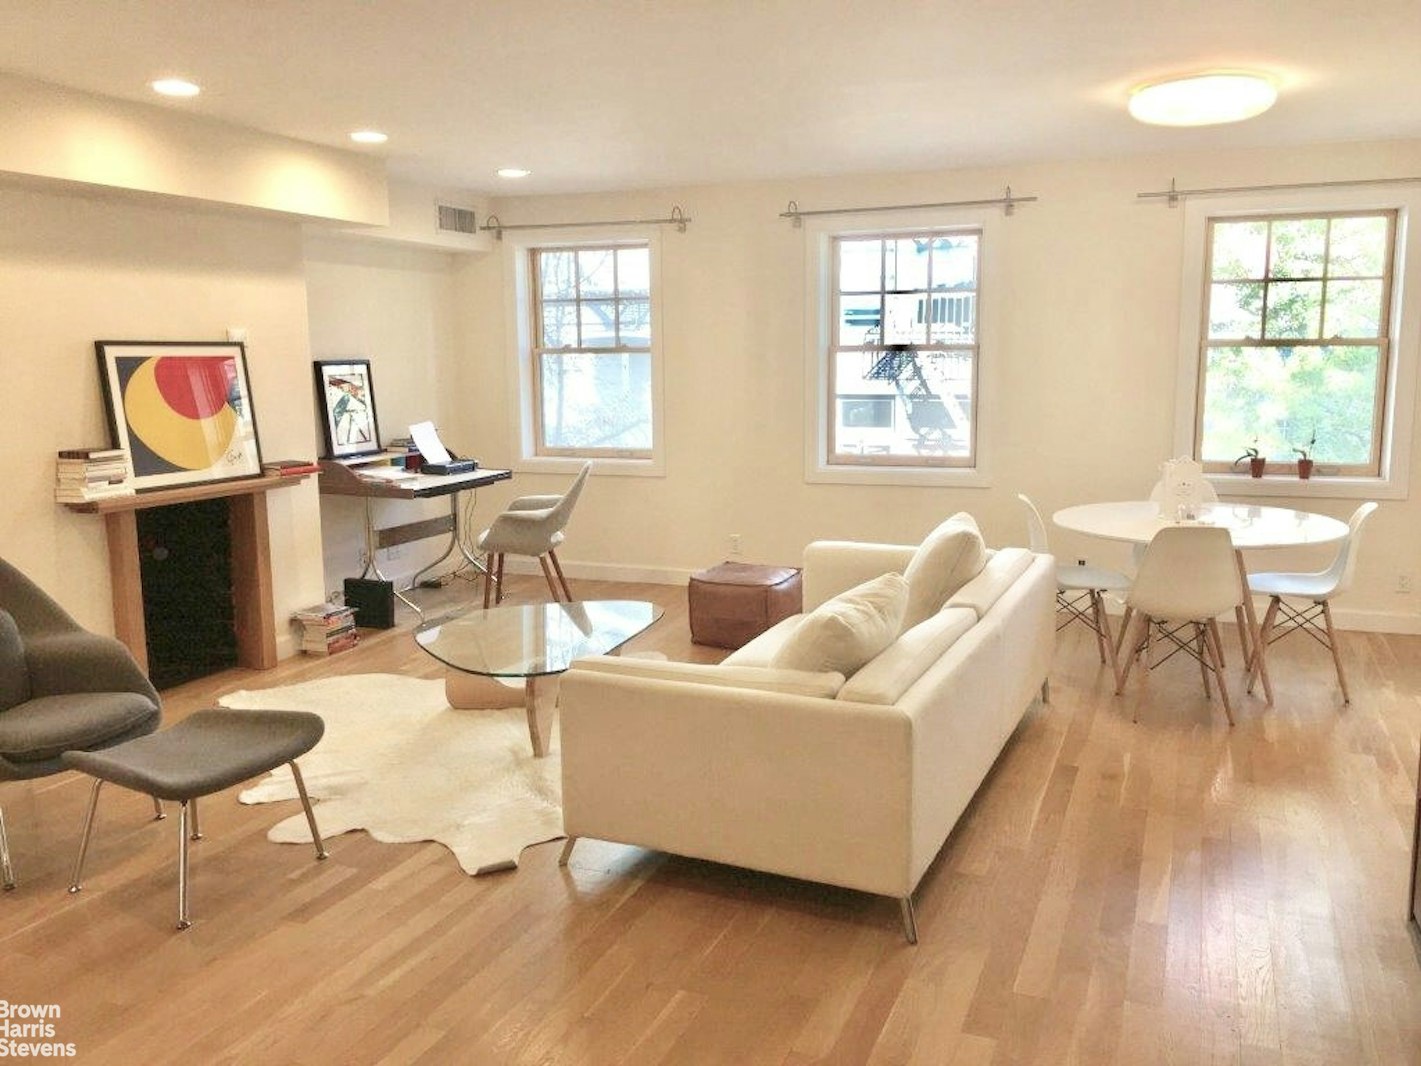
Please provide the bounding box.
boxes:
[288,762,328,861]
[1039,678,1051,704]
[67,779,105,894]
[152,795,166,821]
[899,896,919,944]
[0,806,15,891]
[189,797,202,841]
[177,801,192,930]
[557,836,578,866]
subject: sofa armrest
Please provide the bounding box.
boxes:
[801,541,917,610]
[25,631,159,703]
[559,669,914,898]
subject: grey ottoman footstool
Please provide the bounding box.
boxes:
[61,708,327,930]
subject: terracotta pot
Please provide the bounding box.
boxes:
[1297,457,1314,479]
[1249,456,1267,478]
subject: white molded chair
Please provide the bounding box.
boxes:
[1116,526,1240,725]
[1018,494,1130,673]
[477,462,592,608]
[1246,501,1378,704]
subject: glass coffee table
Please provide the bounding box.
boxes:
[414,599,662,757]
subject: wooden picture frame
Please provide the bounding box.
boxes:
[96,340,263,491]
[314,359,383,460]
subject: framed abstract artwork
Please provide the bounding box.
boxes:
[313,359,382,460]
[96,340,263,491]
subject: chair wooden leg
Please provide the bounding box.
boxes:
[538,555,561,601]
[1206,620,1234,725]
[483,559,494,609]
[1090,591,1109,664]
[548,549,573,602]
[1116,611,1145,696]
[1195,623,1212,698]
[1321,599,1350,704]
[0,806,13,890]
[1115,606,1134,657]
[1247,596,1280,694]
[1232,604,1250,666]
[495,554,506,604]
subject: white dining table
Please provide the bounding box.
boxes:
[1052,501,1349,705]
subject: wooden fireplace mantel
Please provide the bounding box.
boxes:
[65,475,307,676]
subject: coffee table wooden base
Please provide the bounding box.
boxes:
[444,672,559,758]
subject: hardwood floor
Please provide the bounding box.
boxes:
[2,574,1418,1064]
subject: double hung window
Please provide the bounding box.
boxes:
[828,230,981,468]
[1195,210,1397,476]
[529,243,653,458]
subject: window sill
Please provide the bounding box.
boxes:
[806,463,992,488]
[1209,473,1406,502]
[512,455,664,478]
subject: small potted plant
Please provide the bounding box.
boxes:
[1234,443,1266,478]
[1295,434,1316,480]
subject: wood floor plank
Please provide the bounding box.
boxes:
[0,573,1417,1064]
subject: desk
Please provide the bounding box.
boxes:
[318,457,511,617]
[1052,502,1348,704]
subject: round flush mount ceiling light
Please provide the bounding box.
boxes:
[349,129,388,145]
[151,78,200,98]
[496,167,531,179]
[1128,72,1278,126]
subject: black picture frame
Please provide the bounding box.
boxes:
[314,359,383,460]
[96,339,263,491]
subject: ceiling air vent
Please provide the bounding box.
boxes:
[436,204,477,235]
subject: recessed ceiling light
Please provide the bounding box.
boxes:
[497,167,531,179]
[1128,72,1278,127]
[349,130,388,145]
[151,78,200,98]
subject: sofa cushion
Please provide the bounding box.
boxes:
[900,513,988,630]
[838,606,978,705]
[946,547,1034,619]
[768,572,907,677]
[718,613,804,668]
[0,691,160,763]
[571,655,845,698]
[0,609,29,711]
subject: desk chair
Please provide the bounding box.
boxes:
[0,558,162,890]
[478,462,592,608]
[1246,501,1378,704]
[1018,494,1130,675]
[1115,526,1238,725]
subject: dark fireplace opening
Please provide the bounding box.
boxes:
[137,498,239,688]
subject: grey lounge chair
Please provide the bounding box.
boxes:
[477,462,592,607]
[0,557,162,890]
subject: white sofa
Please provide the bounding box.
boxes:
[556,526,1056,941]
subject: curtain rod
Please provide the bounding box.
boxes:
[480,205,690,240]
[1138,175,1421,207]
[780,186,1037,226]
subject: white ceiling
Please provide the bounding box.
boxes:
[2,1,1419,195]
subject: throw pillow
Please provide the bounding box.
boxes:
[0,609,30,711]
[768,572,908,677]
[900,513,988,630]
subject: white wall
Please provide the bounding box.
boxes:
[0,182,326,640]
[302,235,470,596]
[452,137,1421,632]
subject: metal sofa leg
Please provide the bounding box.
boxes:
[67,779,105,894]
[0,806,15,890]
[289,762,328,861]
[899,896,919,944]
[557,836,578,866]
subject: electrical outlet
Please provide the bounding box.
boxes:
[729,533,743,557]
[1398,573,1413,594]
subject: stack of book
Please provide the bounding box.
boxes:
[293,602,358,656]
[55,448,133,503]
[262,458,322,477]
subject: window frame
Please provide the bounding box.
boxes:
[804,207,1001,488]
[1195,209,1397,478]
[503,229,665,477]
[1172,185,1421,501]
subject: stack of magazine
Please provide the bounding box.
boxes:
[55,448,133,503]
[293,602,358,656]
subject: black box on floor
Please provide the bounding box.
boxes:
[343,577,394,629]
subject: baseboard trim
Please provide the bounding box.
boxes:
[1098,595,1421,635]
[496,557,694,587]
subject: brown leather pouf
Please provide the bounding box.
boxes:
[688,561,803,649]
